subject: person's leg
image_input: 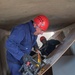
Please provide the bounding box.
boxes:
[8,62,21,75]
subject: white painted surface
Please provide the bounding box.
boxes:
[53,56,75,75]
[37,32,54,48]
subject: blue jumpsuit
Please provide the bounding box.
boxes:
[5,21,37,75]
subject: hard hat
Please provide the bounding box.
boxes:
[40,36,46,42]
[34,15,49,31]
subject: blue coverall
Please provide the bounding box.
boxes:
[6,21,38,75]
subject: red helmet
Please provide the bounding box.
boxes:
[34,15,49,31]
[40,36,46,42]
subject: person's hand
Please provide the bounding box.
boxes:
[36,50,41,55]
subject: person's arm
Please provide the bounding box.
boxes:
[49,39,60,46]
[33,42,39,50]
[33,42,42,54]
[32,42,39,52]
[6,25,25,60]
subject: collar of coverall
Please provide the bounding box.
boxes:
[28,20,36,36]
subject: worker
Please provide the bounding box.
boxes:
[40,36,60,56]
[5,15,49,75]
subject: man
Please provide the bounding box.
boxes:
[40,36,60,56]
[5,15,49,75]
